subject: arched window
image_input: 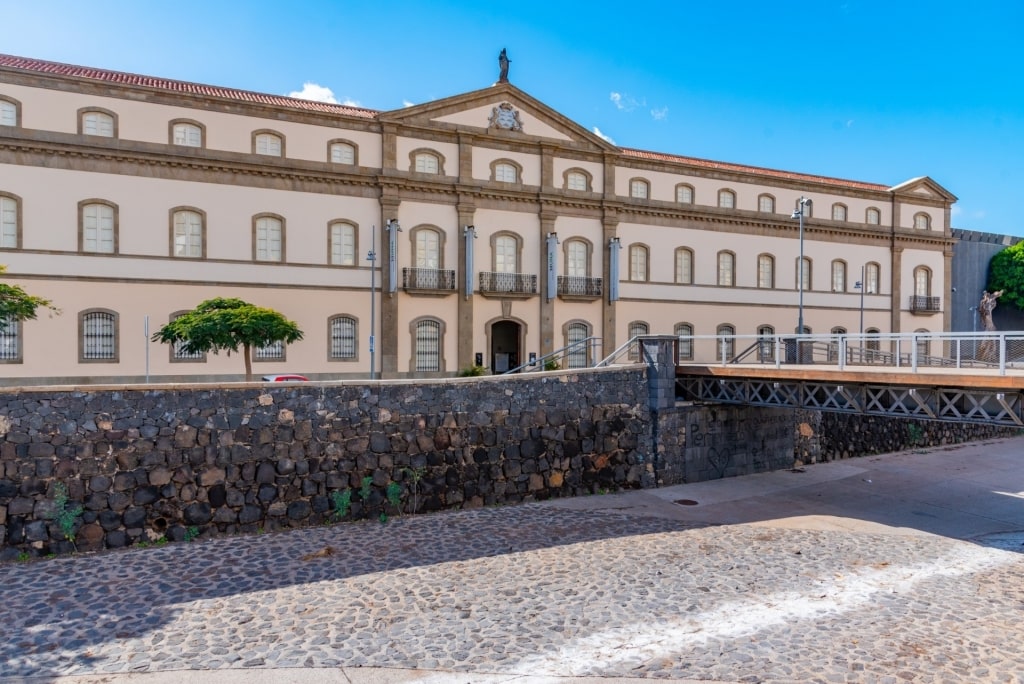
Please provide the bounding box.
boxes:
[797,257,812,291]
[255,340,285,361]
[717,251,735,286]
[171,120,204,147]
[413,318,443,372]
[757,254,774,289]
[414,226,442,269]
[168,311,205,362]
[253,131,283,156]
[675,323,694,360]
[757,324,775,361]
[675,184,694,204]
[329,315,358,360]
[829,326,847,362]
[865,327,881,354]
[0,97,19,127]
[254,214,284,262]
[866,207,881,225]
[629,244,649,281]
[628,321,649,360]
[171,208,204,258]
[865,262,881,294]
[565,169,590,191]
[675,247,693,284]
[329,140,356,165]
[79,201,117,254]
[492,161,519,183]
[913,266,931,296]
[565,321,591,369]
[831,260,847,292]
[758,194,775,213]
[717,324,735,361]
[565,239,589,277]
[80,309,118,362]
[412,150,442,174]
[329,221,357,266]
[718,189,736,209]
[832,203,848,221]
[0,193,20,249]
[914,329,930,360]
[629,178,650,199]
[494,234,519,273]
[79,109,116,137]
[914,213,931,230]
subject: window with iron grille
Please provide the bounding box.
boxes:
[565,322,589,369]
[255,340,284,361]
[81,310,116,361]
[757,325,775,361]
[0,316,21,362]
[414,319,441,372]
[915,330,930,359]
[329,315,357,360]
[675,323,693,360]
[628,321,649,360]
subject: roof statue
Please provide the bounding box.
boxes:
[498,49,510,83]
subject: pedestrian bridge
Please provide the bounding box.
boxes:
[672,332,1024,427]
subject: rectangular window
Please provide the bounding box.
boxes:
[415,320,441,371]
[567,242,587,277]
[676,186,693,204]
[173,211,203,258]
[256,217,283,261]
[173,123,202,147]
[330,317,357,359]
[630,247,647,281]
[330,143,355,164]
[416,230,440,269]
[83,112,114,137]
[82,204,115,253]
[255,340,284,360]
[758,256,773,288]
[0,197,17,248]
[567,172,587,191]
[566,323,588,369]
[630,180,648,199]
[717,253,734,286]
[255,133,282,156]
[866,264,879,294]
[82,311,116,360]
[495,163,517,182]
[415,154,438,174]
[676,324,693,360]
[0,102,16,127]
[832,262,846,292]
[628,322,649,360]
[495,236,517,273]
[330,223,356,265]
[759,196,774,213]
[675,250,692,284]
[799,258,811,290]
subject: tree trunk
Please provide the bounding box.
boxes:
[243,344,253,381]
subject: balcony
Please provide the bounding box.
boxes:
[909,295,941,314]
[402,267,456,295]
[557,275,603,301]
[479,271,537,298]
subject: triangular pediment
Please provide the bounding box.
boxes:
[377,83,617,152]
[890,176,957,202]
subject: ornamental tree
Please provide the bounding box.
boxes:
[0,265,59,331]
[152,297,304,381]
[986,241,1024,310]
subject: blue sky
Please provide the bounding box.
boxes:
[5,1,1022,234]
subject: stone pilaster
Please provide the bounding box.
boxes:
[457,202,477,370]
[539,211,557,357]
[380,198,401,377]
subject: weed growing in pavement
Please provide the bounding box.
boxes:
[385,481,402,515]
[184,526,200,542]
[16,552,30,562]
[330,489,352,521]
[359,476,374,502]
[52,482,83,551]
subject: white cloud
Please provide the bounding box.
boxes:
[287,82,339,104]
[402,100,415,108]
[651,106,669,121]
[592,126,616,145]
[340,97,361,107]
[610,92,641,112]
[951,206,963,216]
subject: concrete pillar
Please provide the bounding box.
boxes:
[640,335,678,411]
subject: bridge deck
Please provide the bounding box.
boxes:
[676,364,1024,391]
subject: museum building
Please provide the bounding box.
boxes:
[0,53,955,384]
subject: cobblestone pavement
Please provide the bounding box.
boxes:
[3,461,1024,682]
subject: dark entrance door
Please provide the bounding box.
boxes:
[491,321,521,373]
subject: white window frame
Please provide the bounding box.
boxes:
[758,195,775,213]
[630,179,649,199]
[832,204,848,221]
[718,189,735,209]
[0,196,17,248]
[255,216,283,262]
[757,254,774,289]
[330,142,355,165]
[173,210,203,258]
[494,235,518,274]
[173,123,202,147]
[330,221,356,266]
[866,207,881,225]
[494,163,517,183]
[831,260,846,292]
[414,153,439,174]
[415,228,441,269]
[82,203,115,254]
[255,132,282,156]
[675,248,693,285]
[82,111,114,137]
[717,251,735,287]
[0,100,17,127]
[566,171,588,191]
[566,240,588,278]
[676,185,694,204]
[629,245,648,282]
[865,262,880,294]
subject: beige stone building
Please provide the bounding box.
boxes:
[0,53,955,384]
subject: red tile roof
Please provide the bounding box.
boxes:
[0,54,380,119]
[621,147,890,191]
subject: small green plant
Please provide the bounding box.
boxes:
[359,476,374,501]
[154,537,168,546]
[907,423,924,447]
[16,552,30,562]
[543,358,560,371]
[385,481,402,514]
[184,526,200,542]
[379,511,389,524]
[404,467,426,514]
[457,364,487,377]
[330,489,352,521]
[136,541,150,549]
[52,482,83,551]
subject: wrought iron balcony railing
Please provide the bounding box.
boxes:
[479,271,537,295]
[402,267,456,292]
[909,295,941,313]
[557,275,603,298]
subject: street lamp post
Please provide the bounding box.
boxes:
[790,197,812,338]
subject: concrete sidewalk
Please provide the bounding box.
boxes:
[11,436,1024,684]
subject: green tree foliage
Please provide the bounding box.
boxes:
[986,242,1024,310]
[0,265,58,331]
[151,297,304,381]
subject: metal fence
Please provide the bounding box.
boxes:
[675,331,1024,375]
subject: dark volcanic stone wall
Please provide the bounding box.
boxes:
[0,368,651,559]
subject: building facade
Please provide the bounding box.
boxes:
[0,53,956,384]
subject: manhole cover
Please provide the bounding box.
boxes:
[975,531,1024,552]
[674,499,699,506]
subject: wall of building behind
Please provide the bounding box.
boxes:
[951,229,1024,333]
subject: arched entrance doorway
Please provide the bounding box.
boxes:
[490,320,521,373]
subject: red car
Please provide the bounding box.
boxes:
[261,374,309,382]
